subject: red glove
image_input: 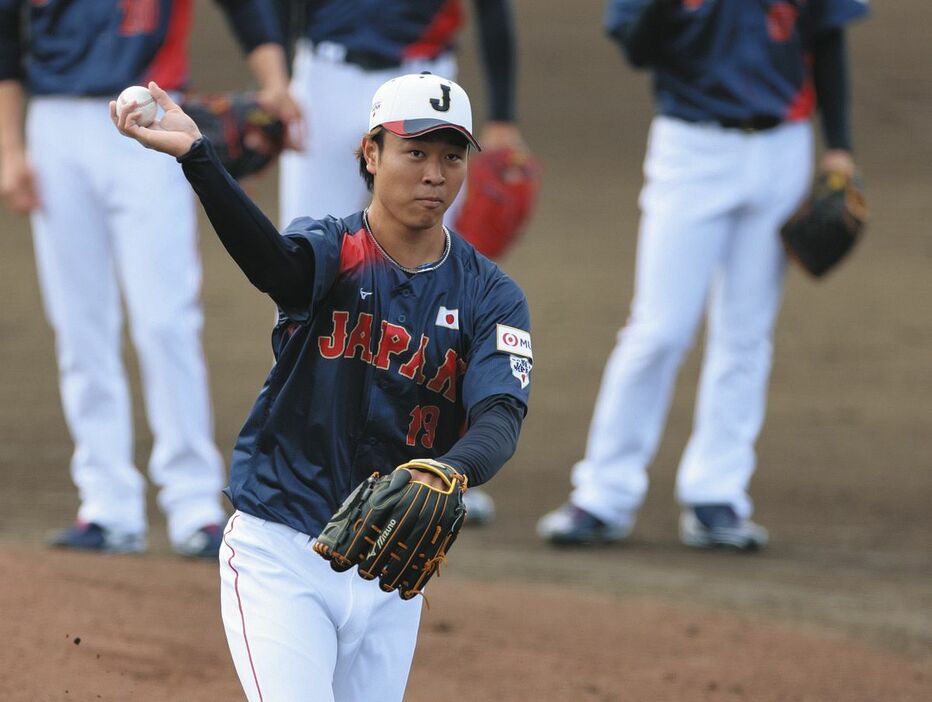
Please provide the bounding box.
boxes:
[454,148,542,260]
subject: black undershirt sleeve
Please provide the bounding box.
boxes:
[178,137,315,309]
[215,0,285,53]
[439,394,525,487]
[812,28,853,152]
[472,0,517,122]
[607,0,672,68]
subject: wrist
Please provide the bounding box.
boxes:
[248,43,289,92]
[0,140,26,160]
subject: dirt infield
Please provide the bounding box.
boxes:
[1,1,931,700]
[1,546,929,702]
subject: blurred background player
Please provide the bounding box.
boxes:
[274,0,529,524]
[0,0,300,557]
[539,0,869,550]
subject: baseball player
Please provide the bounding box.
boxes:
[112,72,531,700]
[277,0,528,524]
[0,0,299,557]
[539,0,869,550]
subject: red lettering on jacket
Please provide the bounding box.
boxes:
[426,348,460,402]
[398,335,430,383]
[119,0,160,36]
[372,322,412,370]
[344,313,374,363]
[318,311,349,358]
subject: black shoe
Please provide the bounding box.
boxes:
[49,521,146,554]
[173,524,224,559]
[536,503,632,546]
[679,504,769,551]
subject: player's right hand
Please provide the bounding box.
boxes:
[110,81,203,158]
[0,150,41,214]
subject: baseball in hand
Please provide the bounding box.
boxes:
[116,85,158,127]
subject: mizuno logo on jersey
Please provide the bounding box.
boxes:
[496,324,533,359]
[360,288,373,300]
[435,306,459,330]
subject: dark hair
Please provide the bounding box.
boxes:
[356,128,471,192]
[356,129,385,192]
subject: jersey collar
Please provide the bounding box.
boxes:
[362,208,451,275]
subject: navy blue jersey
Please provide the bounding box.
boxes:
[226,211,532,537]
[304,0,463,62]
[0,0,281,95]
[605,0,869,123]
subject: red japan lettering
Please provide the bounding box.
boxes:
[398,335,430,384]
[344,313,374,363]
[425,348,461,403]
[372,322,412,370]
[318,311,349,358]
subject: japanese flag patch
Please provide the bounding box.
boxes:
[496,324,532,359]
[510,355,532,389]
[436,306,459,330]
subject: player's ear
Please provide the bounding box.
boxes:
[362,135,380,176]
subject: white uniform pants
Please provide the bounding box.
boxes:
[27,97,224,544]
[220,511,423,702]
[279,42,458,226]
[572,116,813,524]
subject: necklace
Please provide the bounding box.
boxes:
[362,208,451,274]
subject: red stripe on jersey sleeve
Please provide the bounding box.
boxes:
[402,0,463,61]
[340,227,373,273]
[142,0,192,91]
[786,51,816,121]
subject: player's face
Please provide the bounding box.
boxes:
[366,132,468,230]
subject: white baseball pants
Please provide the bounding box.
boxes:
[279,42,458,227]
[572,116,813,524]
[27,97,225,544]
[220,511,423,702]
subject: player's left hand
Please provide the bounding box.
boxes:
[820,149,856,178]
[478,121,527,152]
[257,85,306,151]
[314,459,468,600]
[110,81,202,157]
[403,465,448,489]
[0,150,41,214]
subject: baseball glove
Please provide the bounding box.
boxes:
[181,93,285,179]
[454,147,542,260]
[780,171,868,277]
[313,459,468,600]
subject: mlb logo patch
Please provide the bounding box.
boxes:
[510,355,532,389]
[435,306,459,330]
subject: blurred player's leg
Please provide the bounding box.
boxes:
[567,118,747,526]
[279,44,381,226]
[106,108,225,549]
[676,122,813,518]
[27,98,146,542]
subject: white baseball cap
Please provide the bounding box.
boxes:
[368,73,481,151]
